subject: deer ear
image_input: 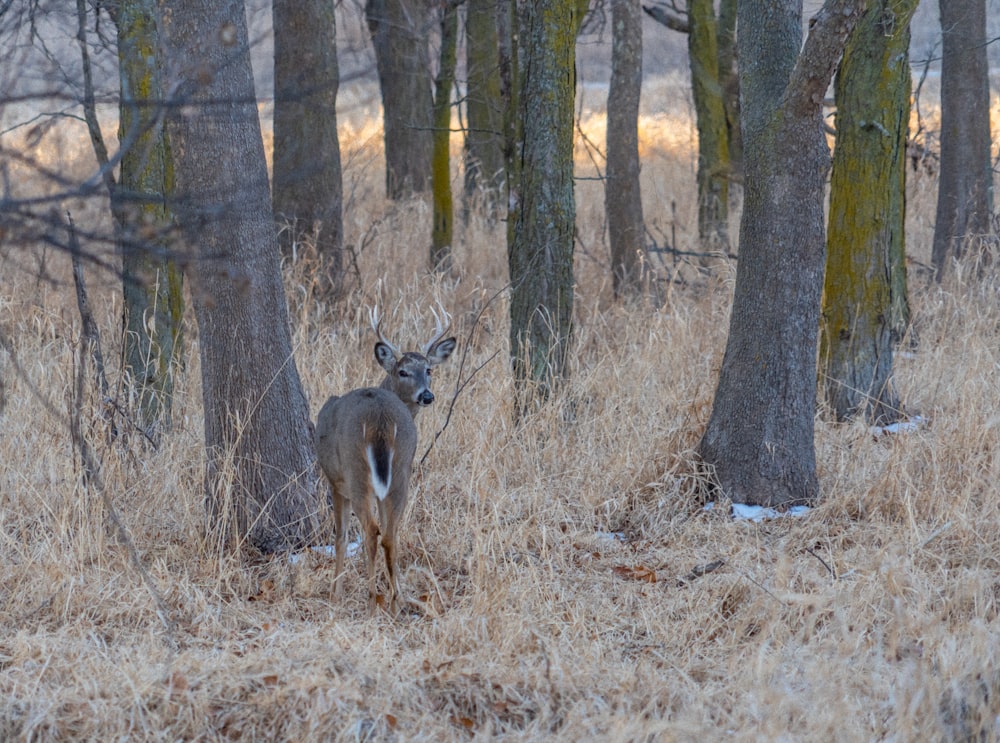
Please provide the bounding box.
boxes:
[374,342,397,372]
[426,337,457,366]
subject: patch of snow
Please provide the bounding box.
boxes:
[288,540,362,565]
[703,502,810,522]
[594,530,626,542]
[731,503,811,522]
[870,415,926,438]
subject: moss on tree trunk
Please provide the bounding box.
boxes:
[821,0,917,425]
[116,0,184,440]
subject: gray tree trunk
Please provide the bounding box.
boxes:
[506,0,582,410]
[697,0,865,508]
[931,0,994,279]
[605,0,645,298]
[272,0,344,298]
[158,0,321,552]
[464,0,505,215]
[366,0,434,199]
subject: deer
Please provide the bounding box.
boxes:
[315,305,456,615]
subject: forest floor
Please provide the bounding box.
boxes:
[2,79,1000,740]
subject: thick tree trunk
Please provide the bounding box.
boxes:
[506,0,581,408]
[430,3,458,272]
[114,0,184,440]
[931,0,994,279]
[697,0,864,508]
[158,0,321,552]
[605,0,645,298]
[366,0,434,199]
[686,0,729,248]
[464,0,505,215]
[821,0,916,425]
[272,0,344,298]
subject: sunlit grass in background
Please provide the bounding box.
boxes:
[1,76,1000,740]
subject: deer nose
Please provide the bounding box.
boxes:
[418,390,435,406]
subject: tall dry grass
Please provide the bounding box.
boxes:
[1,77,1000,741]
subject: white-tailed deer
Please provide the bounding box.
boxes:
[315,306,456,614]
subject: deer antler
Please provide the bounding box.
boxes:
[422,302,452,355]
[369,305,401,359]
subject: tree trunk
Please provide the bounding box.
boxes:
[272,0,344,298]
[506,0,581,409]
[114,0,184,440]
[366,0,434,199]
[715,0,741,177]
[697,0,864,508]
[605,0,645,297]
[158,0,321,552]
[931,0,994,279]
[686,0,729,248]
[464,0,505,215]
[821,0,916,425]
[430,2,458,272]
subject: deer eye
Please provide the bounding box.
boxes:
[398,369,409,378]
[426,368,432,376]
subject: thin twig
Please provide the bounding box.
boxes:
[805,547,837,579]
[418,286,508,467]
[676,559,725,587]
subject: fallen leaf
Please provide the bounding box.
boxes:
[613,565,658,583]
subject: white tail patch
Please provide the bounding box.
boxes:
[366,443,393,501]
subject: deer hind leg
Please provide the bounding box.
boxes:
[330,481,349,600]
[378,493,404,615]
[357,497,381,615]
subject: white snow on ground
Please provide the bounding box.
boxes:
[869,415,927,438]
[288,540,362,565]
[704,501,811,522]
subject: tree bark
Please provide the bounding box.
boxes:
[430,2,458,272]
[931,0,994,279]
[821,0,916,425]
[272,0,344,298]
[464,0,505,215]
[114,0,184,440]
[686,0,729,248]
[366,0,434,199]
[506,0,581,409]
[605,0,645,297]
[697,0,864,508]
[158,0,321,552]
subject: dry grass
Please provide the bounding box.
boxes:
[2,79,1000,742]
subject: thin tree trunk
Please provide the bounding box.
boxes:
[158,0,321,552]
[272,0,344,298]
[686,0,729,248]
[430,2,458,272]
[821,0,916,425]
[366,0,434,199]
[606,0,645,297]
[114,0,184,440]
[931,0,994,279]
[464,0,505,215]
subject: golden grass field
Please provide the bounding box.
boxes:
[2,69,1000,740]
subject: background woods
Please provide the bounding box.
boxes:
[1,0,1000,739]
